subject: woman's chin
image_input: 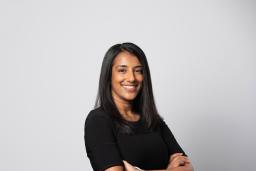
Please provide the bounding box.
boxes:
[123,94,138,101]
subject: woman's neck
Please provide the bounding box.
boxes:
[113,98,139,121]
[114,98,133,114]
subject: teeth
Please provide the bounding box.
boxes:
[123,85,136,90]
[123,85,135,88]
[123,85,135,87]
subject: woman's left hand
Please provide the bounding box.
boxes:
[167,153,190,169]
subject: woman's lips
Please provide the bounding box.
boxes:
[122,85,137,92]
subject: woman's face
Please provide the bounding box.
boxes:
[111,51,143,103]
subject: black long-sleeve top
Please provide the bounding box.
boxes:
[84,107,185,171]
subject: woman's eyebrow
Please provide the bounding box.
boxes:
[134,65,143,68]
[115,65,143,68]
[116,65,128,68]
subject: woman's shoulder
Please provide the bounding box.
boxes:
[84,107,117,136]
[152,117,167,132]
[85,107,113,125]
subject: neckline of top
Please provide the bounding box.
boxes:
[125,116,142,124]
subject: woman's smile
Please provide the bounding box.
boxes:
[121,84,138,92]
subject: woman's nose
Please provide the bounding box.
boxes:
[127,71,135,82]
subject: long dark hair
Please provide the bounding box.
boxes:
[95,42,162,134]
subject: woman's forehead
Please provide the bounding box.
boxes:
[113,51,141,66]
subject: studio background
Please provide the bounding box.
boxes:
[1,0,255,171]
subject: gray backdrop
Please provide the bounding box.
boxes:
[1,0,255,171]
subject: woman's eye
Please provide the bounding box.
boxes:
[135,69,143,74]
[118,69,126,73]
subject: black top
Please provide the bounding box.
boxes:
[84,107,185,171]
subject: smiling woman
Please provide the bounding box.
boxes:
[84,43,193,171]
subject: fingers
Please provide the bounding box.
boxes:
[170,153,183,161]
[173,156,190,164]
[172,156,190,167]
[168,154,191,169]
[170,153,190,164]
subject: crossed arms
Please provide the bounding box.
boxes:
[105,153,194,171]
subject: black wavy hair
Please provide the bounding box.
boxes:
[95,42,162,134]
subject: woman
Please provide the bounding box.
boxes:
[84,43,194,171]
